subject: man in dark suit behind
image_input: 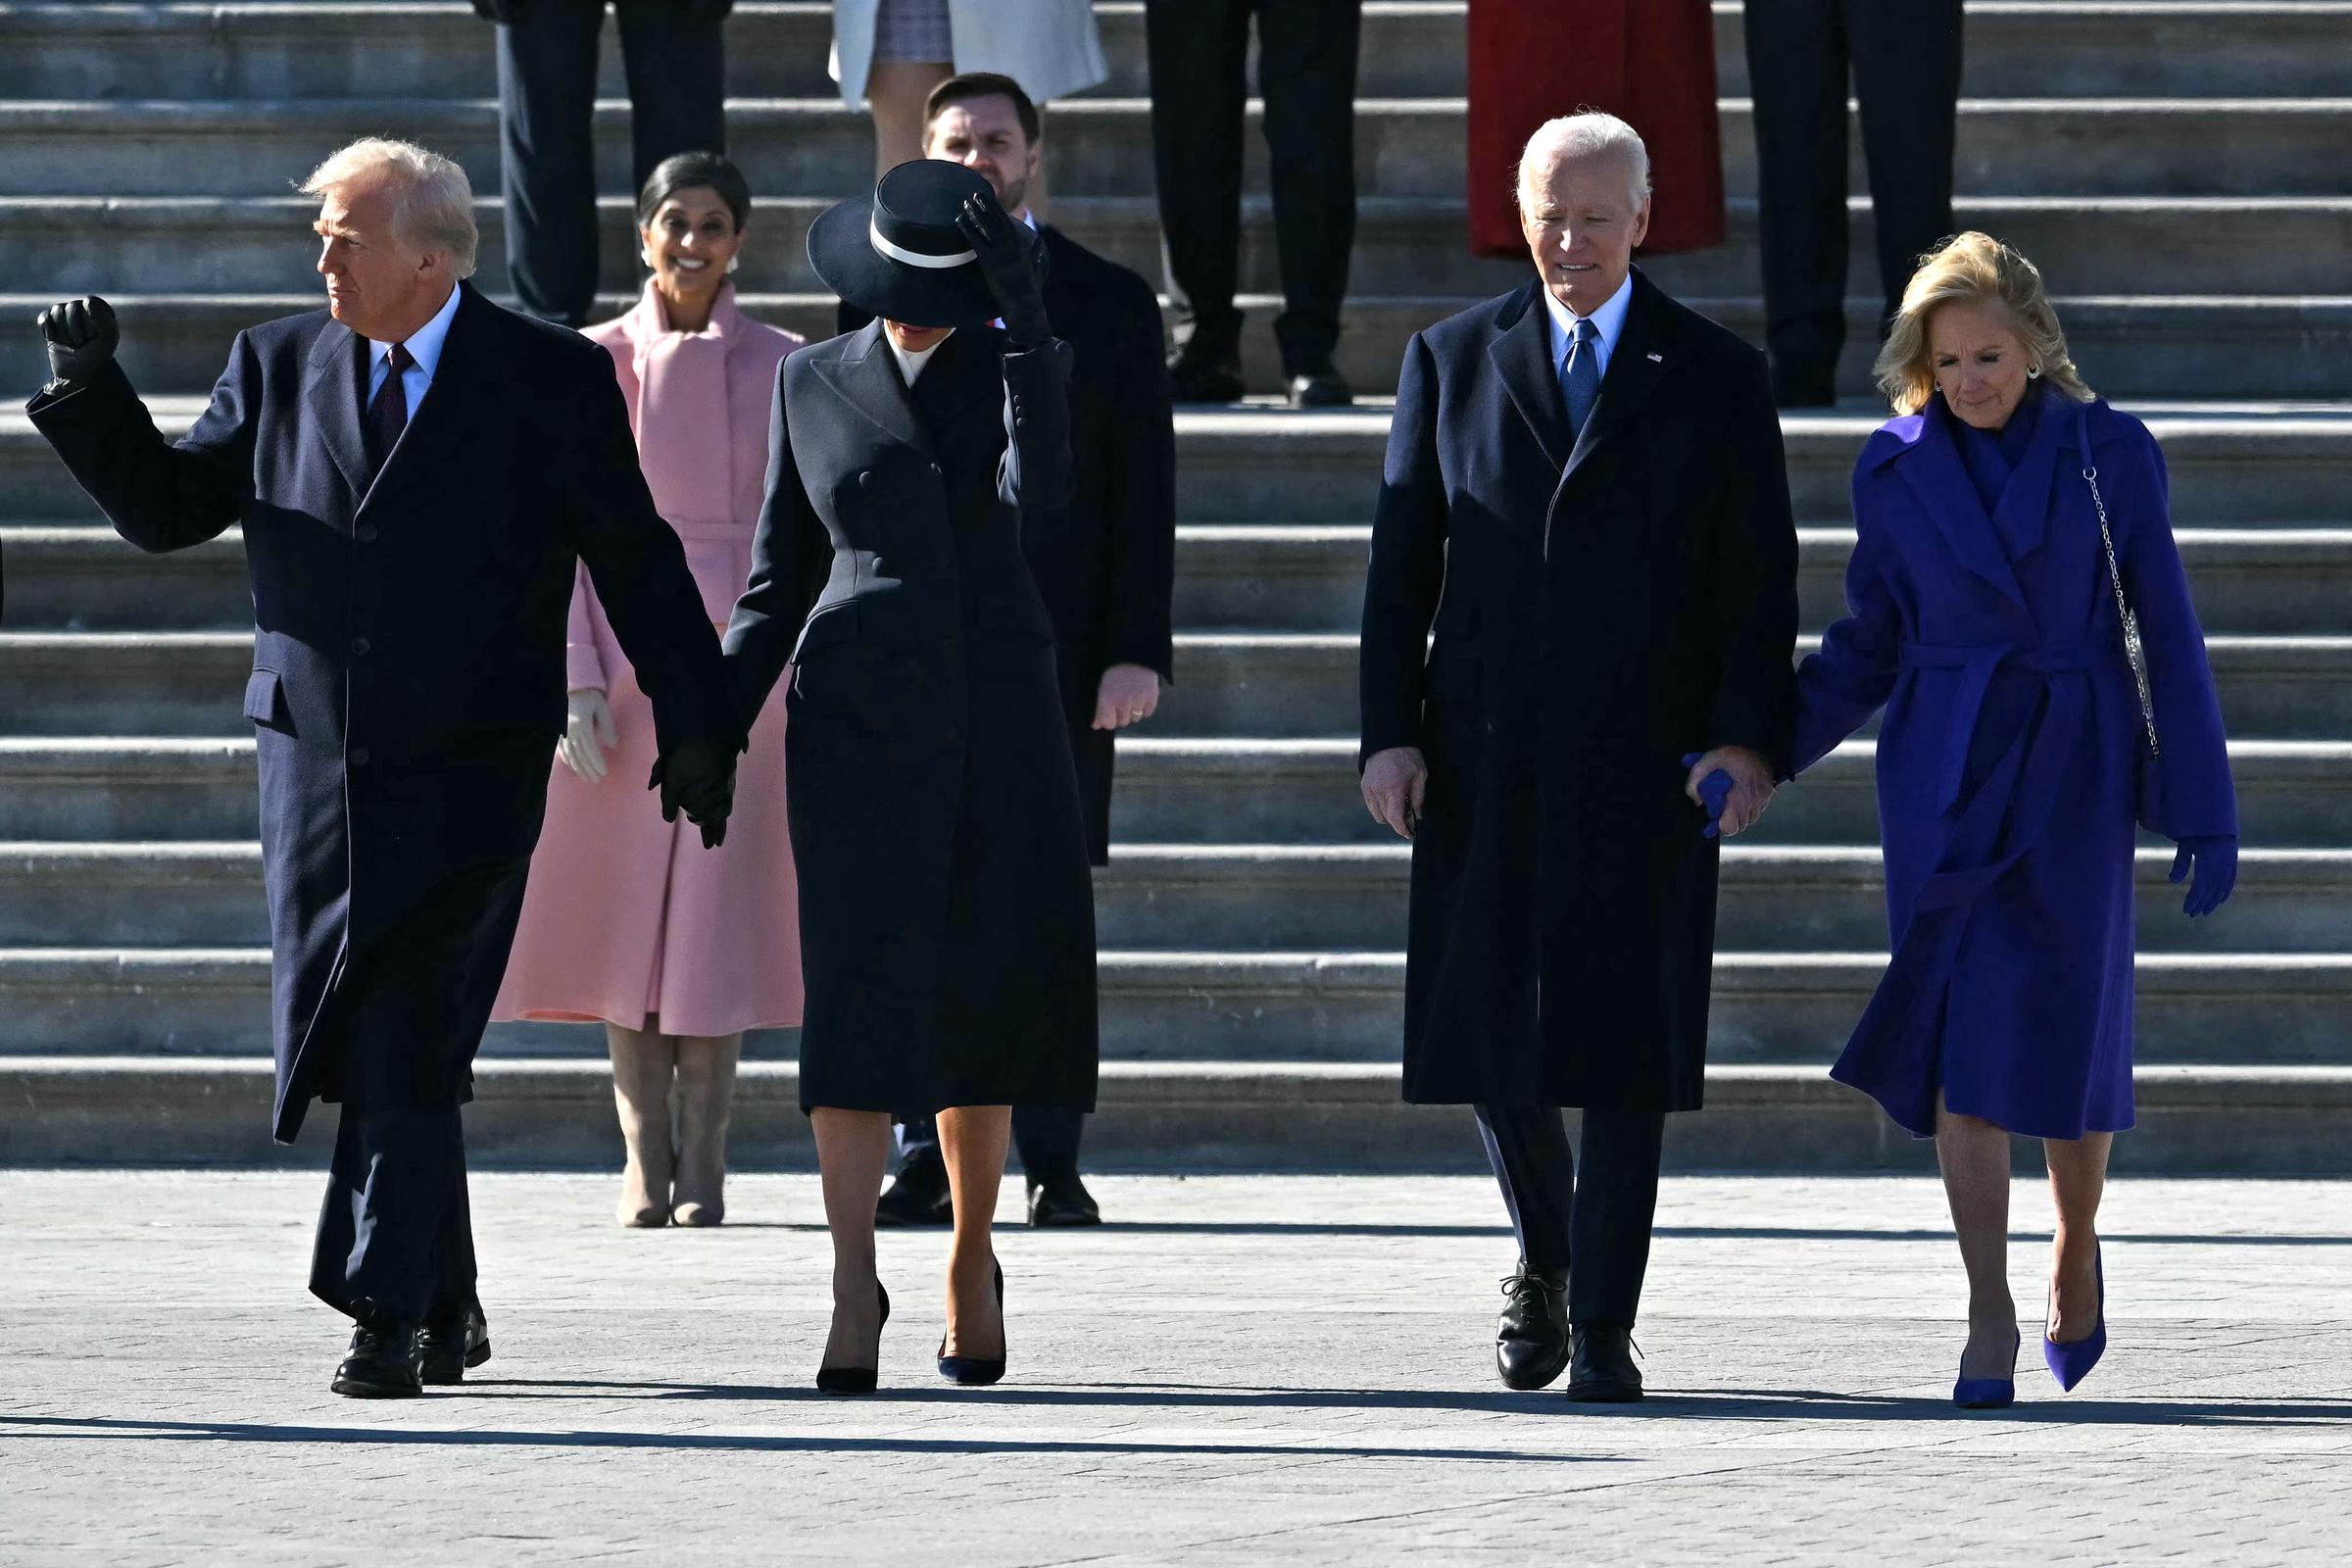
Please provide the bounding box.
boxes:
[1357,114,1798,1401]
[842,74,1177,1229]
[29,138,739,1397]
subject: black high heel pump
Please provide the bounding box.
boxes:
[815,1279,890,1396]
[936,1261,1006,1386]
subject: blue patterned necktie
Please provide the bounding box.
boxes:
[1559,317,1601,440]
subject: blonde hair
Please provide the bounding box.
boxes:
[1873,231,2091,414]
[299,137,478,279]
[1516,111,1651,214]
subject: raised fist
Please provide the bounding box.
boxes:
[37,296,119,389]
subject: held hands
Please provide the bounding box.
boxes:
[1361,746,1428,840]
[1683,747,1774,839]
[1092,663,1161,731]
[955,190,1052,347]
[2171,834,2237,917]
[650,739,737,850]
[558,688,618,783]
[36,296,119,389]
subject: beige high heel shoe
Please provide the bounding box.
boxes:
[669,1034,742,1227]
[608,1028,677,1227]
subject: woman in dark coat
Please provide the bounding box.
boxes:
[1788,234,2237,1407]
[723,162,1097,1392]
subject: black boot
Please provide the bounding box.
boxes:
[332,1307,422,1398]
[1563,1324,1643,1402]
[875,1144,954,1227]
[1167,343,1245,403]
[1494,1264,1570,1391]
[1024,1158,1102,1227]
[418,1303,492,1386]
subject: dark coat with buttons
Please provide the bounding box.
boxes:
[26,283,736,1141]
[724,321,1100,1115]
[1358,272,1799,1111]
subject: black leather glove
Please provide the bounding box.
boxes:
[650,741,736,850]
[470,0,526,23]
[38,296,119,390]
[955,191,1052,348]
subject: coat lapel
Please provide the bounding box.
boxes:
[1561,271,1671,483]
[811,319,936,460]
[1894,399,2032,612]
[1485,281,1572,471]
[302,318,372,509]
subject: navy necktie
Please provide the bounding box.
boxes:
[367,341,413,470]
[1559,318,1601,440]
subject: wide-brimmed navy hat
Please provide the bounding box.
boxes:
[808,160,1000,330]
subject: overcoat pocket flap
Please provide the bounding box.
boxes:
[242,667,289,728]
[789,602,860,662]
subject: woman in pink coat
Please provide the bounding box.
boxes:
[494,153,806,1228]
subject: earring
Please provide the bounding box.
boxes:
[2028,365,2043,379]
[640,251,656,270]
[727,256,739,274]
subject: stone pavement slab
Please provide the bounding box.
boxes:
[2,1172,2348,1565]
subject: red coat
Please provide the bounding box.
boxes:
[1466,0,1726,257]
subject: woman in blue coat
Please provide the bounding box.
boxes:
[1788,233,2237,1407]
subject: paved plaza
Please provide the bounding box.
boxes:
[2,1169,2347,1564]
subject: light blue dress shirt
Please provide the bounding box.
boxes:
[365,281,462,412]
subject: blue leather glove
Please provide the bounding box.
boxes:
[1682,753,1735,841]
[2170,834,2237,917]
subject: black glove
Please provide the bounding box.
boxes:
[650,740,736,850]
[955,191,1052,348]
[470,0,526,23]
[38,296,119,390]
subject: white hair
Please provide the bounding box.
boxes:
[299,137,478,278]
[1516,112,1652,213]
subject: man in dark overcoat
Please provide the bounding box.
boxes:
[845,74,1176,1229]
[29,138,738,1398]
[1357,114,1798,1400]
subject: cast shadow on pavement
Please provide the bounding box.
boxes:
[0,1414,1582,1464]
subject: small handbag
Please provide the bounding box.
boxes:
[2077,412,2168,830]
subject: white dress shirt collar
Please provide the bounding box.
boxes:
[1543,270,1635,381]
[886,328,950,388]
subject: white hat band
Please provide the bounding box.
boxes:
[869,219,976,270]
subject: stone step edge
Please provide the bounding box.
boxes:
[5,1056,2349,1174]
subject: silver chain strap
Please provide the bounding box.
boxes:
[2082,463,2160,758]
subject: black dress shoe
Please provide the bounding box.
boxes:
[1563,1324,1644,1402]
[937,1261,1006,1386]
[1286,367,1353,408]
[417,1305,492,1386]
[332,1318,422,1398]
[1494,1265,1571,1391]
[1167,347,1245,404]
[875,1145,954,1227]
[1025,1159,1102,1227]
[816,1280,890,1396]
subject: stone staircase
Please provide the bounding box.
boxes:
[1,1,2347,1170]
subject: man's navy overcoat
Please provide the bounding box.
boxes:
[1359,271,1800,1111]
[28,283,736,1141]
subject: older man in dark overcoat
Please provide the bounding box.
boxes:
[28,138,738,1398]
[1358,113,1798,1400]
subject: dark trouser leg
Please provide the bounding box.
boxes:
[1844,0,1963,333]
[1475,1103,1575,1272]
[1741,0,1851,390]
[1145,0,1252,359]
[612,0,729,189]
[311,1101,473,1323]
[1567,1108,1666,1330]
[1253,0,1362,373]
[898,1112,941,1158]
[1012,1107,1084,1173]
[496,2,607,326]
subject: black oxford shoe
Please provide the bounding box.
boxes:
[1025,1160,1102,1227]
[332,1320,422,1398]
[1167,347,1246,404]
[1563,1324,1643,1403]
[418,1306,492,1386]
[1285,367,1353,408]
[875,1145,955,1227]
[1494,1265,1571,1391]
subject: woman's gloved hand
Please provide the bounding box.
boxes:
[558,687,617,783]
[2171,834,2238,917]
[956,189,1052,348]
